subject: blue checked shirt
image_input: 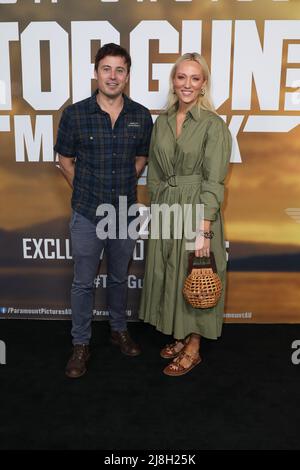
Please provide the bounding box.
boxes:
[54,91,153,223]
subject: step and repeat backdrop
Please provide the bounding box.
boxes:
[0,0,300,323]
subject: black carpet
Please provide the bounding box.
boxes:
[0,320,300,450]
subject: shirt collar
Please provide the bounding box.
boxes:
[188,104,201,121]
[88,90,134,114]
[167,103,201,121]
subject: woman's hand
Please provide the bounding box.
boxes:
[195,236,210,258]
[195,219,212,258]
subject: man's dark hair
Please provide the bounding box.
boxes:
[94,43,131,73]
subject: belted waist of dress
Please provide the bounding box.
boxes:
[163,174,203,187]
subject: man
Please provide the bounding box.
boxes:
[54,43,153,378]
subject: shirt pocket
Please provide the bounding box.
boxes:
[79,133,104,169]
[124,130,142,155]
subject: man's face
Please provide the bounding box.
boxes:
[94,55,129,99]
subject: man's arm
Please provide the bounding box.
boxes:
[135,110,153,179]
[57,155,76,189]
[135,156,148,178]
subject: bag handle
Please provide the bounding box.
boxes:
[188,251,217,273]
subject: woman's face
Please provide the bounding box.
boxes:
[173,60,206,108]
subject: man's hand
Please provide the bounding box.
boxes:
[57,155,75,189]
[135,156,147,178]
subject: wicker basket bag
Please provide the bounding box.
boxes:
[183,252,222,309]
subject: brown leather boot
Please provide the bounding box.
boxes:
[65,344,90,378]
[111,330,141,357]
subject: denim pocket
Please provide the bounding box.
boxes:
[69,210,78,230]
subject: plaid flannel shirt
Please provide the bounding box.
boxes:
[54,91,153,223]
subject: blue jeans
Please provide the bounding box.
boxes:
[70,211,136,345]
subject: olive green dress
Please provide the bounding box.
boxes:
[139,105,232,340]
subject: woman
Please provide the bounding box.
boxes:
[139,53,232,376]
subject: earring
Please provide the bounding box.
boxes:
[200,88,205,97]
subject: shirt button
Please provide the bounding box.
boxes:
[89,136,94,140]
[113,153,117,156]
[112,189,115,192]
[113,135,116,139]
[112,170,115,174]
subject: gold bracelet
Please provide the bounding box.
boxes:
[199,230,214,239]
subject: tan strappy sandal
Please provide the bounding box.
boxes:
[160,337,189,359]
[163,350,202,376]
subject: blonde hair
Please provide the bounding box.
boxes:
[165,53,216,115]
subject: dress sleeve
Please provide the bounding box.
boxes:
[200,117,232,221]
[146,119,163,200]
